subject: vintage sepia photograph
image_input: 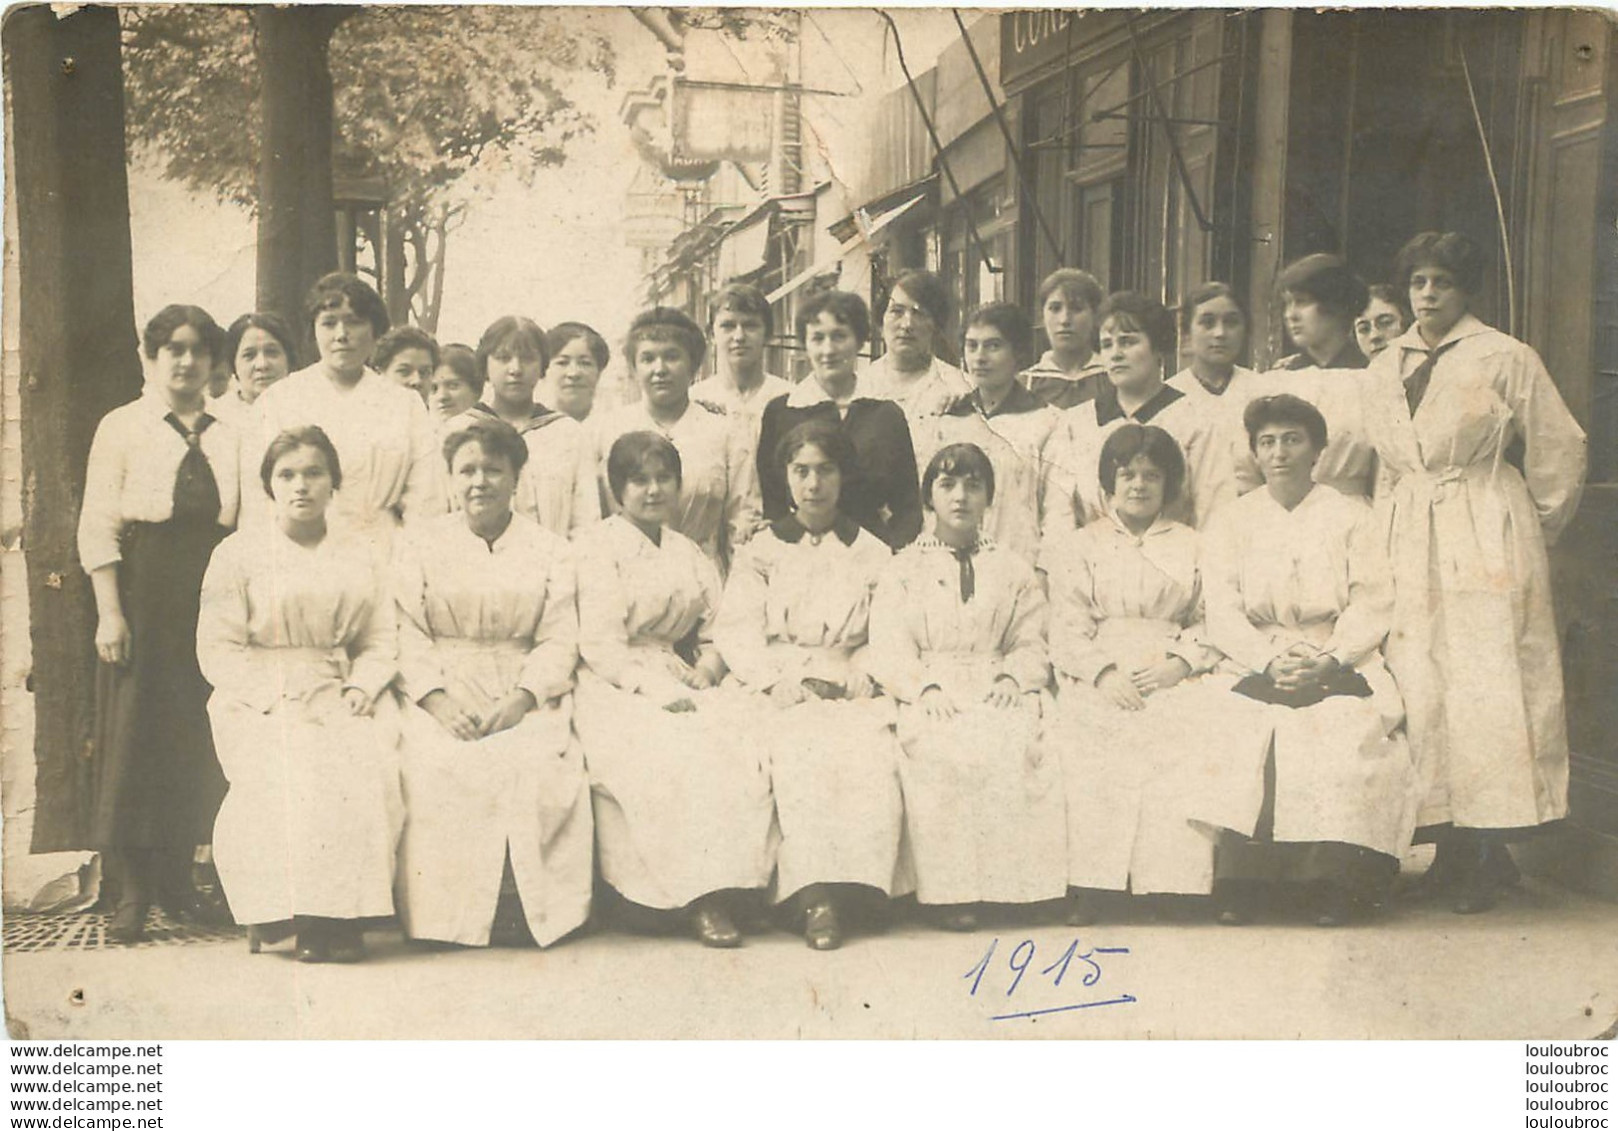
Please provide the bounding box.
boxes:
[0,4,1614,1043]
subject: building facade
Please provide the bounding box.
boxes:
[841,8,1617,892]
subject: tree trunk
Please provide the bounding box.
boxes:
[6,5,142,851]
[381,205,409,326]
[421,207,450,335]
[253,6,350,341]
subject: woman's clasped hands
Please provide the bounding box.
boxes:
[421,687,538,740]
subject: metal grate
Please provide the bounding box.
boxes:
[3,910,244,953]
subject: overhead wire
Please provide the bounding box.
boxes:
[1459,42,1516,335]
[873,8,1000,274]
[950,8,1062,264]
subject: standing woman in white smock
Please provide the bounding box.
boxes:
[1365,231,1586,913]
[574,432,776,948]
[1042,292,1209,536]
[1166,282,1265,527]
[871,442,1067,931]
[918,302,1061,564]
[199,427,402,963]
[393,417,592,948]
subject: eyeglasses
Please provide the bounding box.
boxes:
[884,303,932,324]
[1356,314,1403,334]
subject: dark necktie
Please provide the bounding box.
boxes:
[164,411,222,520]
[1404,340,1457,415]
[951,544,976,603]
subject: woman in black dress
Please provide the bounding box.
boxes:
[756,291,922,550]
[79,304,239,942]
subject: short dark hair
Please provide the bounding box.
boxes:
[1278,254,1369,323]
[477,316,549,380]
[886,270,953,330]
[1179,281,1246,334]
[796,290,871,346]
[1098,423,1187,506]
[708,283,773,337]
[1394,231,1485,297]
[436,343,482,393]
[225,312,298,374]
[143,304,226,364]
[774,418,857,478]
[1244,393,1329,454]
[1037,268,1104,314]
[259,425,342,498]
[443,416,528,476]
[374,325,440,374]
[546,322,610,370]
[1362,283,1413,325]
[922,442,996,507]
[624,307,706,371]
[963,302,1034,364]
[607,430,682,505]
[303,272,390,341]
[1097,291,1176,359]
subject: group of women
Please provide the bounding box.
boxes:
[78,228,1586,962]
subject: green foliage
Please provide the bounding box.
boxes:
[121,5,615,216]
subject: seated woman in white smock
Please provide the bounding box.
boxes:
[1043,424,1222,924]
[1192,394,1418,928]
[715,419,902,952]
[573,431,775,948]
[393,417,592,948]
[870,442,1067,932]
[198,426,402,964]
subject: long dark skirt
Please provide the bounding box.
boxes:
[90,518,227,849]
[1214,748,1398,905]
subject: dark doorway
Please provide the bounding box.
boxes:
[1285,10,1525,328]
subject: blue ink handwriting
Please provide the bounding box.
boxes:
[963,936,1134,1020]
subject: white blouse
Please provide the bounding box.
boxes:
[587,399,763,568]
[442,405,599,537]
[392,512,578,707]
[714,517,892,690]
[1200,485,1392,675]
[575,514,724,695]
[870,535,1050,702]
[79,390,241,572]
[241,363,445,534]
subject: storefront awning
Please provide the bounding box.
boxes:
[768,191,929,304]
[829,175,939,243]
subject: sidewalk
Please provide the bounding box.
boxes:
[5,875,1615,1041]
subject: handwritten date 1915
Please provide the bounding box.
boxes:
[965,936,1135,1021]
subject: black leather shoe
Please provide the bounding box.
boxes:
[325,923,367,964]
[295,922,331,963]
[690,903,742,948]
[1313,886,1354,928]
[247,920,295,954]
[1065,889,1100,927]
[803,901,843,951]
[934,904,979,932]
[1451,874,1498,915]
[1485,843,1522,889]
[106,903,149,945]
